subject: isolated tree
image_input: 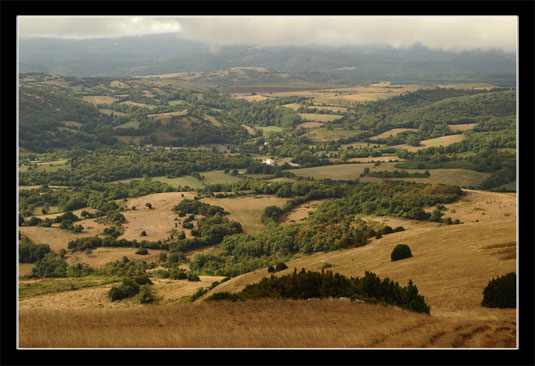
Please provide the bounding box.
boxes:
[391,244,413,261]
[481,272,516,308]
[145,202,152,209]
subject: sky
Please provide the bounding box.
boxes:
[18,16,518,53]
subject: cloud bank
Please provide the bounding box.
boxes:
[18,16,517,52]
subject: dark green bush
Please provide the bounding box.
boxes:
[134,275,152,285]
[391,244,413,261]
[205,292,244,302]
[19,238,51,263]
[267,265,275,273]
[275,262,288,272]
[135,248,149,255]
[481,272,516,308]
[108,278,140,301]
[136,285,157,304]
[187,272,201,281]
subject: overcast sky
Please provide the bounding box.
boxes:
[18,16,517,52]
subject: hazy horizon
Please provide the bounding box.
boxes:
[18,16,518,53]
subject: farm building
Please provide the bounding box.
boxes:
[263,158,275,166]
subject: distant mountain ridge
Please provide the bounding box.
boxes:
[19,34,516,83]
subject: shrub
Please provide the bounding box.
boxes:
[267,265,275,273]
[108,278,140,301]
[481,272,516,308]
[31,253,67,278]
[135,248,149,255]
[391,244,413,261]
[205,292,244,302]
[134,275,152,285]
[187,272,201,281]
[275,262,288,272]
[136,285,157,304]
[393,226,405,232]
[19,238,51,263]
[321,263,333,270]
[159,252,168,262]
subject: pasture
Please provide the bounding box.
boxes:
[291,162,491,187]
[19,159,70,173]
[389,134,466,152]
[298,113,342,122]
[147,110,189,123]
[201,195,290,233]
[304,128,364,142]
[119,101,157,109]
[448,123,477,132]
[370,128,419,140]
[81,96,117,105]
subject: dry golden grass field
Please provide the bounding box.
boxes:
[370,128,419,140]
[448,123,478,132]
[201,195,290,233]
[241,124,256,135]
[120,192,197,241]
[232,94,274,102]
[266,83,432,106]
[18,190,517,348]
[298,113,343,122]
[390,134,466,152]
[360,168,491,187]
[304,128,364,142]
[295,121,324,129]
[147,110,189,123]
[291,163,490,187]
[119,101,157,109]
[108,80,129,88]
[81,95,117,105]
[348,156,405,163]
[18,299,516,348]
[280,200,323,225]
